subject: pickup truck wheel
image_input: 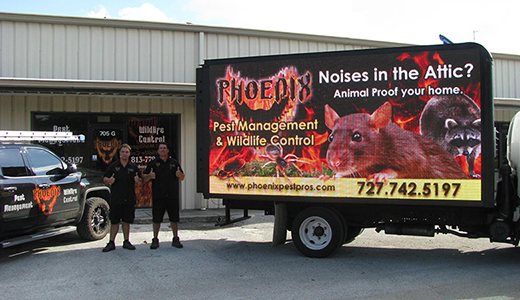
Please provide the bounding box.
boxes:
[292,207,344,258]
[76,197,110,240]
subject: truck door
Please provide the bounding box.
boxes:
[0,147,39,234]
[25,147,82,226]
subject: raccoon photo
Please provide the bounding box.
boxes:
[419,94,481,178]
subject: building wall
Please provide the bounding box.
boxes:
[495,109,519,123]
[493,54,520,100]
[0,21,198,83]
[0,13,377,83]
[0,93,198,209]
[1,13,520,100]
[202,33,367,60]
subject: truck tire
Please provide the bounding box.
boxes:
[76,197,110,240]
[344,227,363,244]
[327,208,364,244]
[292,207,344,258]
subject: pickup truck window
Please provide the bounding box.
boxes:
[0,148,30,177]
[26,148,65,176]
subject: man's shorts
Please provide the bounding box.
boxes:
[152,198,180,223]
[109,202,135,224]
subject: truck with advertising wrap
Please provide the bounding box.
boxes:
[0,132,111,248]
[196,43,520,257]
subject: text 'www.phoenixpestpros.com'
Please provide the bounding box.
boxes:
[225,182,335,192]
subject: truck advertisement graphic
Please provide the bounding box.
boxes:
[198,43,491,203]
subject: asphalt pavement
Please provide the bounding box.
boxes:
[3,213,520,300]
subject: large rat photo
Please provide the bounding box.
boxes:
[324,102,467,180]
[419,94,481,178]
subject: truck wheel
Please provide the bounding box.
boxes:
[77,197,110,240]
[292,207,344,258]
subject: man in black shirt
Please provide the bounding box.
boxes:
[102,144,142,252]
[143,143,185,249]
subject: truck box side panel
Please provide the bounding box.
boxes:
[197,43,494,207]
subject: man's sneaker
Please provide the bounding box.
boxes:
[150,237,159,249]
[172,236,183,248]
[123,240,136,250]
[102,241,115,252]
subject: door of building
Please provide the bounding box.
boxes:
[89,125,127,171]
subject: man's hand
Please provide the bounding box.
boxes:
[134,173,142,184]
[105,174,115,185]
[176,167,185,181]
[149,168,156,180]
[143,168,156,182]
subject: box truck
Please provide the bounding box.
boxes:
[196,43,520,257]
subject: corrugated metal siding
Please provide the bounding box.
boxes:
[1,20,200,83]
[3,16,520,101]
[494,57,520,99]
[203,34,366,60]
[0,17,374,84]
[0,94,198,209]
[2,14,520,91]
[495,109,520,123]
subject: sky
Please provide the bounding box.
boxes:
[1,0,519,55]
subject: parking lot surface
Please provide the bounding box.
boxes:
[2,211,520,300]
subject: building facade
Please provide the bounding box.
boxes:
[1,12,520,209]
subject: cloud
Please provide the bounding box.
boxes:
[87,5,111,19]
[85,3,172,23]
[84,0,520,55]
[118,3,172,22]
[184,0,520,55]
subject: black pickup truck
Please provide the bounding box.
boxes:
[0,143,111,248]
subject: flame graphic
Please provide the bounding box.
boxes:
[95,137,120,164]
[211,143,256,176]
[219,66,312,123]
[210,50,482,179]
[396,50,482,177]
[33,185,61,215]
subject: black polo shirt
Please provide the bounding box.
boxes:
[104,160,140,205]
[144,157,183,199]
